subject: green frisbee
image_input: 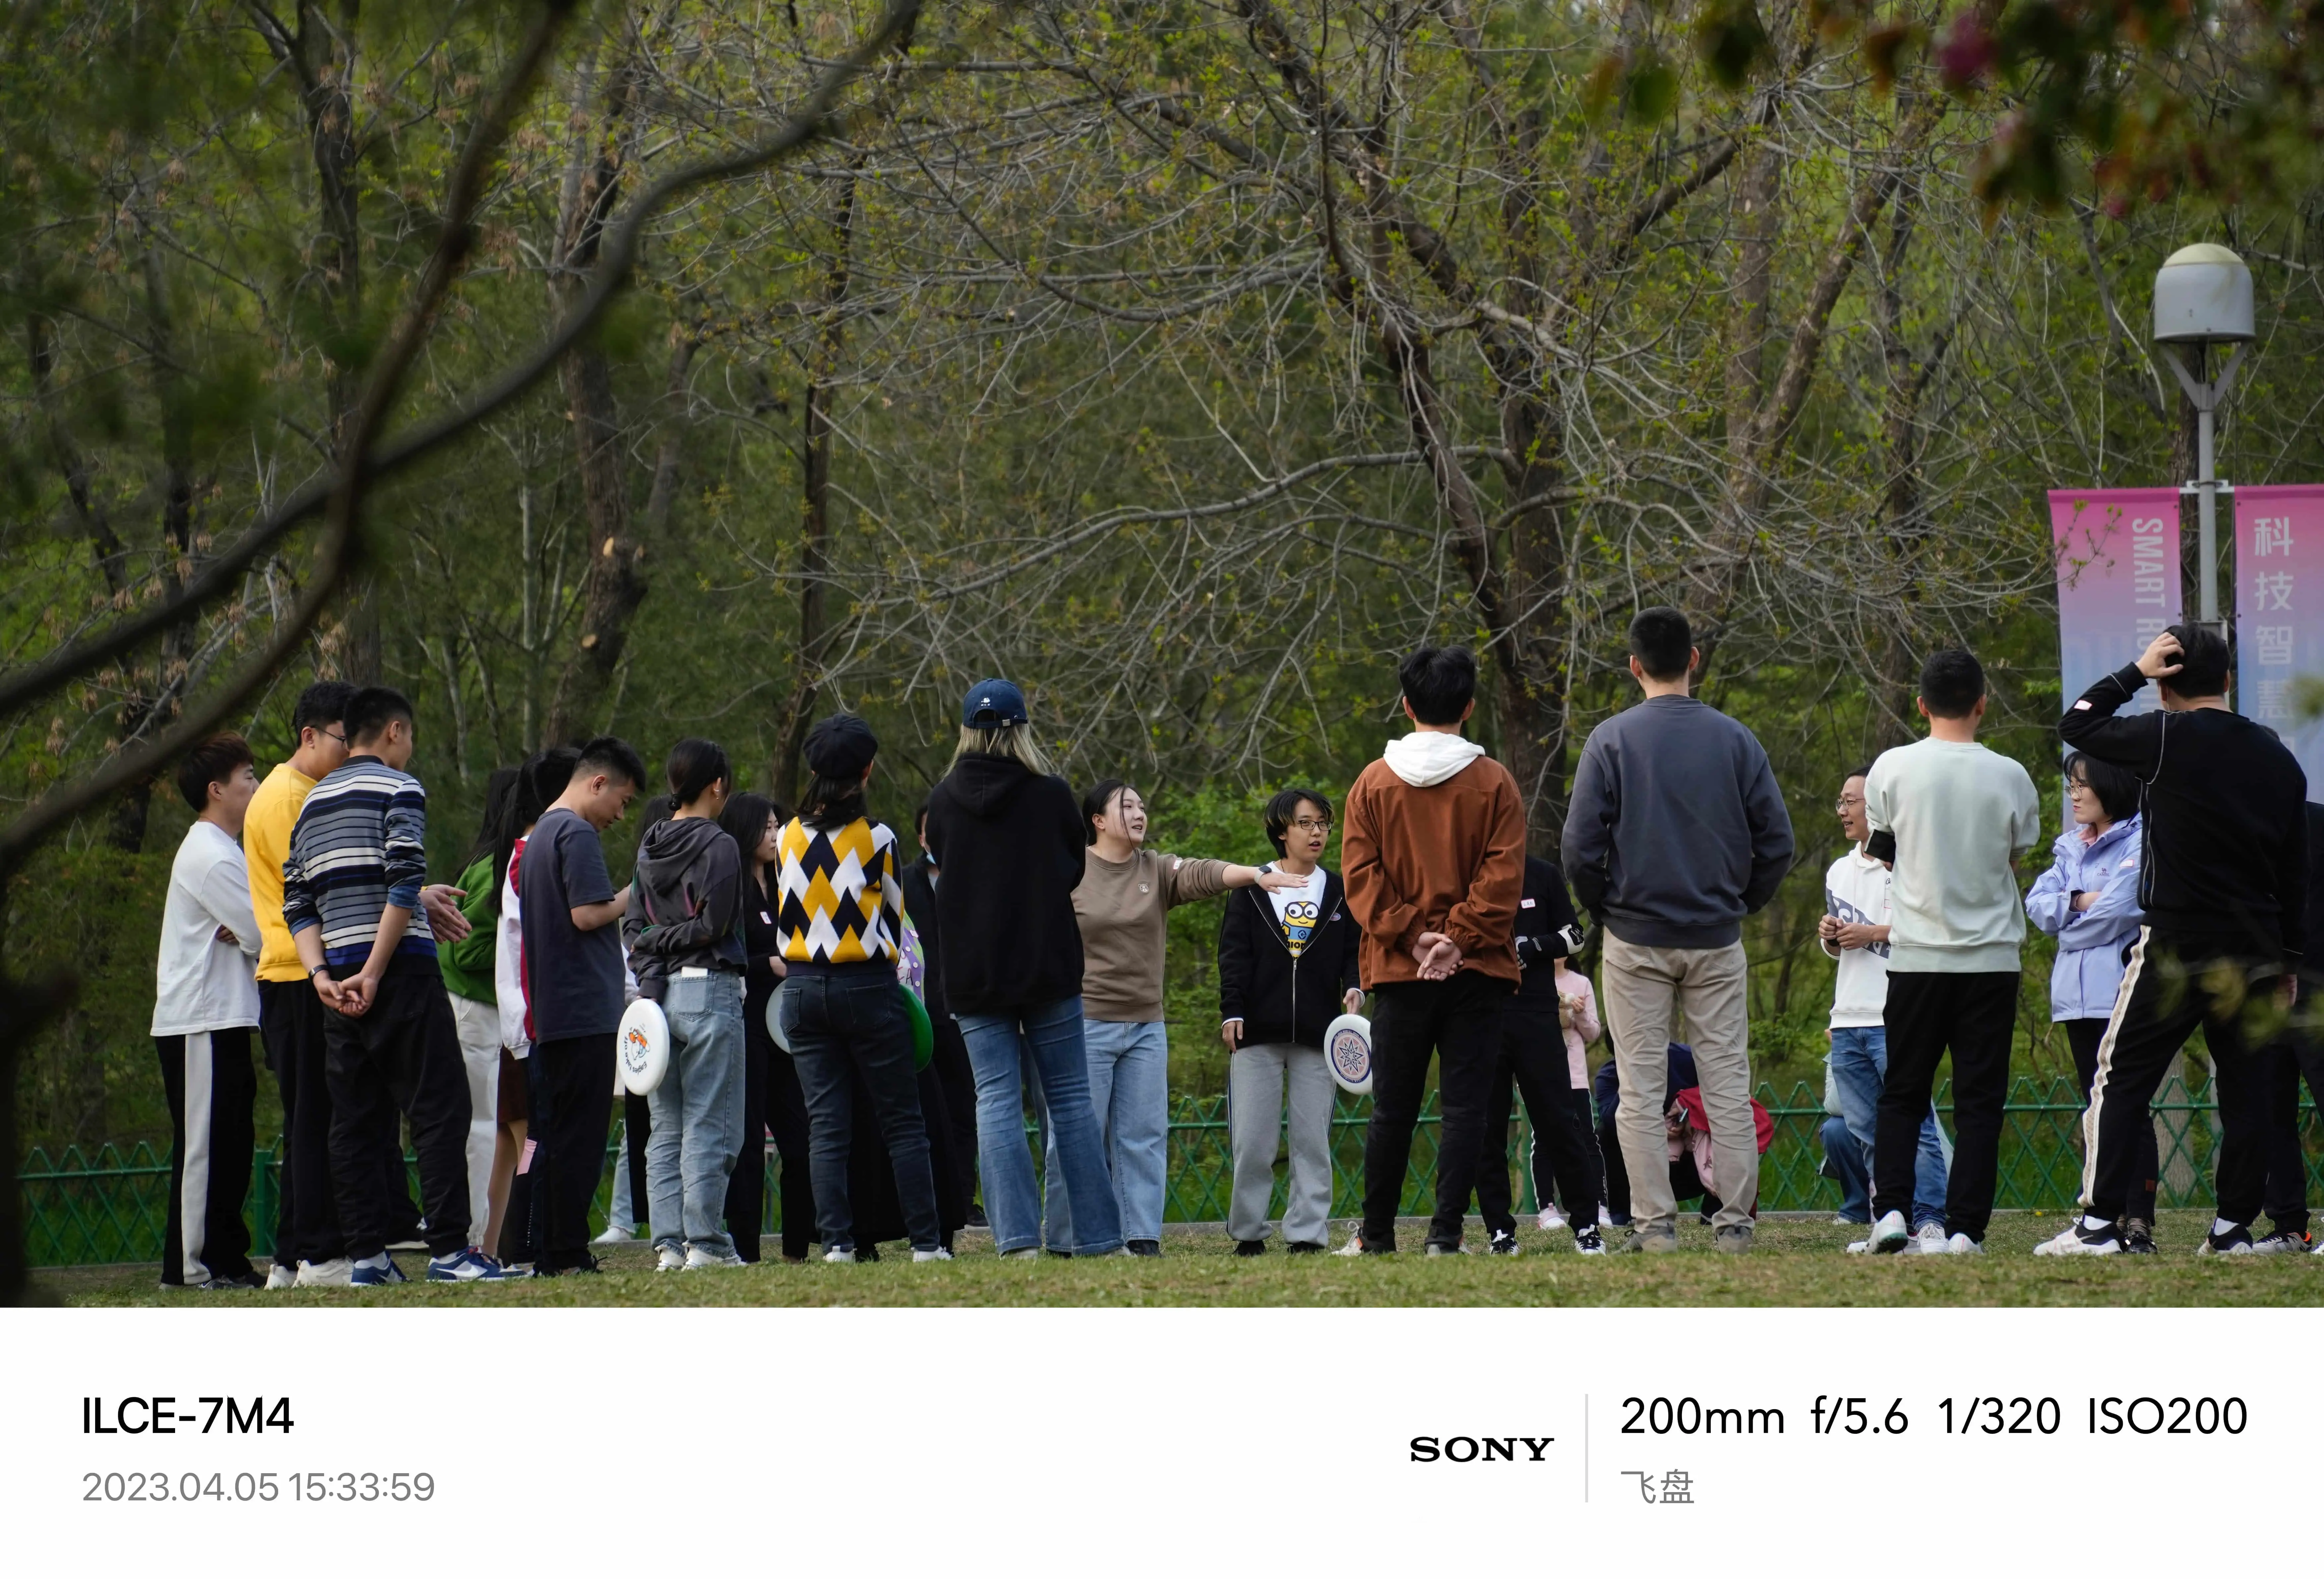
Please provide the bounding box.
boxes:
[900,984,935,1071]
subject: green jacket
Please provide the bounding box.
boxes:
[437,853,497,1005]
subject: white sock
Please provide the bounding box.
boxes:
[2080,1215,2113,1231]
[2212,1217,2239,1237]
[355,1252,390,1271]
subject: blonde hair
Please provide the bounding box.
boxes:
[951,723,1054,777]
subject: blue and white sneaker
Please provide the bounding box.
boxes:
[350,1256,409,1286]
[427,1248,519,1281]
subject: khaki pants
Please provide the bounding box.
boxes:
[1600,935,1756,1233]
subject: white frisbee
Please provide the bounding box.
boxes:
[617,997,670,1095]
[1324,1012,1373,1096]
[765,989,793,1055]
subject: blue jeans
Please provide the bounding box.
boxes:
[1829,1026,1950,1230]
[954,996,1122,1256]
[1041,1019,1169,1249]
[779,973,942,1254]
[1821,1115,1870,1222]
[644,973,747,1256]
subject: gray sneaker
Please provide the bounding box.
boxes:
[1714,1224,1754,1255]
[1614,1226,1679,1254]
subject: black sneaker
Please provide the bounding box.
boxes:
[2197,1224,2256,1257]
[2121,1220,2158,1255]
[1233,1238,1265,1258]
[1488,1228,1520,1256]
[1573,1226,1606,1255]
[1284,1240,1326,1255]
[966,1205,989,1229]
[2034,1218,2122,1256]
[1126,1239,1162,1258]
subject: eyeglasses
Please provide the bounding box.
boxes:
[1833,795,1864,811]
[321,728,349,747]
[1291,817,1331,833]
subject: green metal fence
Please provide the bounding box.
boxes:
[21,1076,2321,1266]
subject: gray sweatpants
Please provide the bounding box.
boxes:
[1227,1042,1336,1245]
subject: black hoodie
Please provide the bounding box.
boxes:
[1217,865,1360,1048]
[621,815,745,1001]
[923,752,1086,1015]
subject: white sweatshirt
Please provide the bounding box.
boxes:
[1821,846,1893,1028]
[152,820,261,1036]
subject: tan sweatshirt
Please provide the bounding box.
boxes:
[1073,848,1231,1022]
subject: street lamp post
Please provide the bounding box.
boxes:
[2153,243,2255,630]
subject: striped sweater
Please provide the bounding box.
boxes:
[281,755,437,972]
[775,815,901,973]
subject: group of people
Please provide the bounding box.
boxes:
[143,606,2324,1287]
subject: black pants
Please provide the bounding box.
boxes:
[930,1014,981,1211]
[529,1032,617,1271]
[622,1091,652,1229]
[1598,1107,1715,1222]
[1473,1008,1602,1234]
[259,980,415,1266]
[725,1015,771,1261]
[155,1028,258,1284]
[1875,970,2017,1241]
[2262,1030,2324,1233]
[2083,930,2273,1226]
[320,972,473,1261]
[2066,1017,2157,1221]
[1361,972,1512,1249]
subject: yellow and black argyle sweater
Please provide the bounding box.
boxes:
[774,815,903,966]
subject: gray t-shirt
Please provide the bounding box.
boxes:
[1865,737,2042,974]
[520,807,623,1042]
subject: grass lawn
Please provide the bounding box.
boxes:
[36,1210,2324,1307]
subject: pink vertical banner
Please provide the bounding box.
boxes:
[2051,488,2182,717]
[2235,484,2324,792]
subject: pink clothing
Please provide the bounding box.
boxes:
[1553,966,1600,1087]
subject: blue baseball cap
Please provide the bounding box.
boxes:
[961,678,1028,728]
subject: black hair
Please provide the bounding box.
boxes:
[1918,648,1986,719]
[469,766,522,868]
[1628,606,1694,683]
[719,791,782,882]
[915,796,932,837]
[638,794,676,835]
[2065,751,2141,824]
[665,737,731,806]
[343,685,415,746]
[174,732,254,812]
[1845,763,1877,785]
[290,680,356,739]
[525,745,580,810]
[2161,622,2232,700]
[1397,645,1477,725]
[1081,778,1132,845]
[574,734,648,792]
[802,776,867,831]
[1263,787,1333,858]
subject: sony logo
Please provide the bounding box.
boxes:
[1408,1435,1555,1463]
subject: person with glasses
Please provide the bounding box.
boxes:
[1822,765,1952,1251]
[1218,789,1364,1255]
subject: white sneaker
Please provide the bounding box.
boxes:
[264,1263,297,1290]
[1946,1233,1983,1255]
[593,1224,637,1246]
[2034,1218,2122,1256]
[823,1247,858,1264]
[1867,1210,1910,1254]
[913,1247,955,1262]
[1536,1206,1566,1232]
[1845,1238,1871,1254]
[655,1245,687,1273]
[683,1245,745,1270]
[1903,1221,1949,1255]
[295,1257,353,1287]
[1331,1233,1368,1257]
[1001,1247,1040,1260]
[1597,1205,1613,1228]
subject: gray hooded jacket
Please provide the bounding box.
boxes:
[621,815,746,1000]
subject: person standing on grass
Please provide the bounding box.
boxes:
[518,736,645,1276]
[2042,625,2307,1257]
[1562,607,1794,1255]
[1823,764,1953,1255]
[245,680,467,1288]
[281,687,506,1284]
[625,739,749,1272]
[1047,780,1299,1257]
[483,747,573,1264]
[152,733,265,1290]
[2255,800,2324,1255]
[1862,649,2040,1256]
[2024,751,2153,1245]
[1337,645,1526,1257]
[772,715,946,1265]
[1469,855,1606,1255]
[1217,787,1363,1256]
[923,679,1124,1260]
[439,767,520,1242]
[719,790,811,1263]
[902,797,983,1228]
